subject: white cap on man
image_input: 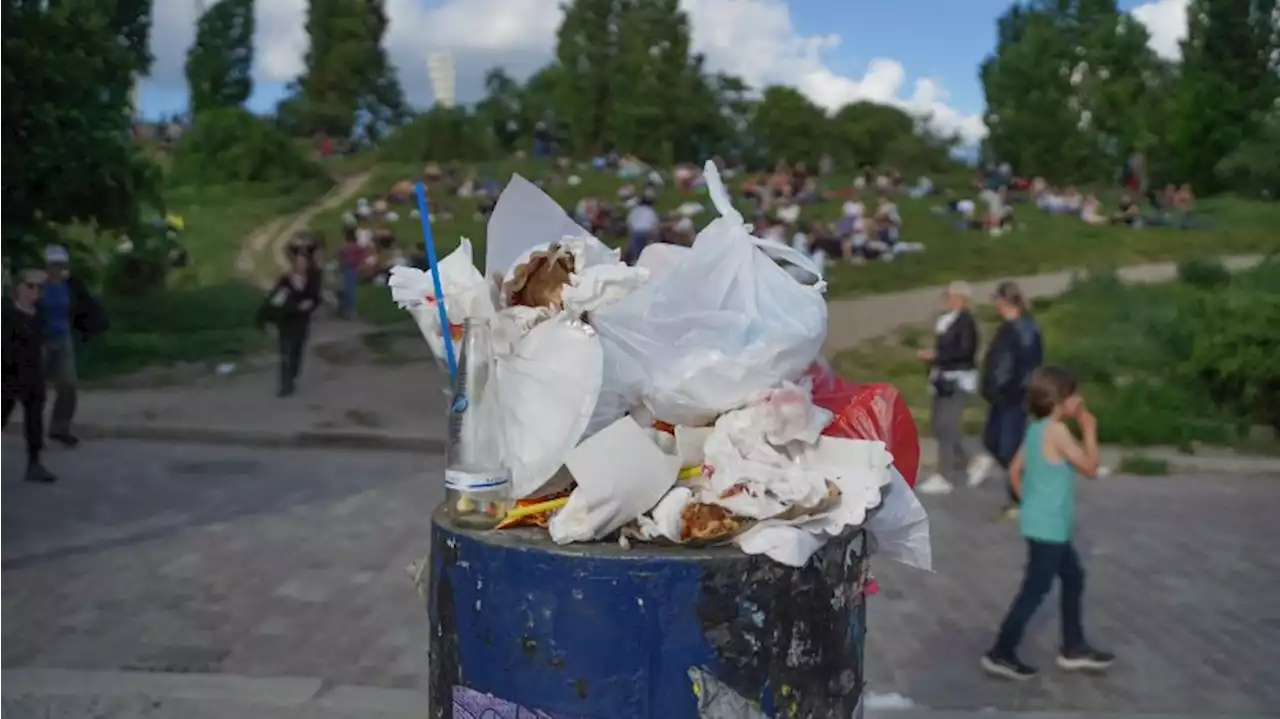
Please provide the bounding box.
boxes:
[44,245,70,264]
[947,280,972,298]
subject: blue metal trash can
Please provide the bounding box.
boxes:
[427,504,869,719]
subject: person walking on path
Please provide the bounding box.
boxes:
[37,245,107,448]
[625,191,660,265]
[981,366,1114,680]
[3,269,57,482]
[259,248,321,397]
[916,281,980,495]
[336,228,366,319]
[979,280,1043,518]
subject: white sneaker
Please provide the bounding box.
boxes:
[967,455,994,487]
[916,474,954,495]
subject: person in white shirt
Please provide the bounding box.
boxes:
[625,197,660,265]
[916,281,982,495]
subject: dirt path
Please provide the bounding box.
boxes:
[233,172,373,288]
[822,254,1263,355]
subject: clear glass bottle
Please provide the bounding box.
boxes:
[444,317,512,529]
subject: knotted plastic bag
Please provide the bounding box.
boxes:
[806,361,921,488]
[590,161,828,427]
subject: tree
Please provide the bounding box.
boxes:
[1169,0,1280,192]
[555,0,620,155]
[356,0,409,141]
[2,0,160,267]
[831,102,917,168]
[185,0,255,115]
[284,0,407,139]
[1215,108,1280,197]
[748,86,829,166]
[610,0,703,163]
[475,68,524,154]
[374,0,972,172]
[980,0,1166,182]
[170,108,331,187]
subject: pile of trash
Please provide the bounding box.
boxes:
[389,161,930,569]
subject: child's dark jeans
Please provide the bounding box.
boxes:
[993,539,1087,658]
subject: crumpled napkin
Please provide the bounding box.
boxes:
[388,239,496,361]
[732,439,894,566]
[700,382,835,519]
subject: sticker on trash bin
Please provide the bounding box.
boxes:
[453,686,585,718]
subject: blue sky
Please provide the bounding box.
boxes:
[138,0,1186,143]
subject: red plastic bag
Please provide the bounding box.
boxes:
[806,362,920,488]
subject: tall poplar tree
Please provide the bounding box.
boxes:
[185,0,255,115]
[1169,0,1280,191]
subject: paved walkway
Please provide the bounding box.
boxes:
[67,329,448,451]
[4,439,1278,715]
[11,253,1270,475]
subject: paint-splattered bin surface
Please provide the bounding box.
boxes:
[427,504,869,719]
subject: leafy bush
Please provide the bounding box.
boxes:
[377,106,497,163]
[1181,287,1280,433]
[1038,260,1280,445]
[1216,112,1280,200]
[79,281,267,381]
[1176,257,1231,289]
[169,108,331,187]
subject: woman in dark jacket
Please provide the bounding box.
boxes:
[259,248,322,397]
[3,270,56,482]
[916,281,980,494]
[980,281,1044,517]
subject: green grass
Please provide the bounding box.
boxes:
[833,259,1280,449]
[78,179,333,380]
[164,178,333,285]
[79,281,269,382]
[306,159,1280,300]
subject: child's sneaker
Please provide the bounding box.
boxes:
[1056,646,1116,672]
[980,651,1038,681]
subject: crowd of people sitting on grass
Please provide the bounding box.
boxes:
[325,157,939,301]
[940,155,1203,235]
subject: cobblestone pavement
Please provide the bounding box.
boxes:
[4,439,1278,714]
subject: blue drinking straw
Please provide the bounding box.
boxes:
[414,182,459,386]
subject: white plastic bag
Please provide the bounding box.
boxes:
[866,467,932,571]
[591,161,828,426]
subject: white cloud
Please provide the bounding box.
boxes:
[1131,0,1189,60]
[142,0,988,143]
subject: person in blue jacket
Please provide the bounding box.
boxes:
[979,281,1043,519]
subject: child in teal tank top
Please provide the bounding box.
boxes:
[981,367,1115,681]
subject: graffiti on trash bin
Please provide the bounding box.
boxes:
[453,685,586,719]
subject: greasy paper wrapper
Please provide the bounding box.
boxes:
[496,487,574,530]
[503,244,575,310]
